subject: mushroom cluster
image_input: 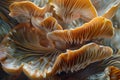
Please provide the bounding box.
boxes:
[0,0,120,80]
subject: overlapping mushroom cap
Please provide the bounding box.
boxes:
[9,1,49,26]
[47,17,114,50]
[49,0,120,25]
[49,0,97,23]
[0,16,114,79]
[0,0,120,80]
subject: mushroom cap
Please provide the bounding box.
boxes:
[9,1,48,23]
[23,43,113,79]
[47,17,114,50]
[0,23,113,79]
[50,0,97,23]
[0,0,120,80]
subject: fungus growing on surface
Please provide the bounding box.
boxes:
[9,1,48,24]
[48,43,113,75]
[0,41,113,79]
[49,0,97,23]
[0,22,61,76]
[0,0,120,80]
[0,17,114,80]
[47,17,114,50]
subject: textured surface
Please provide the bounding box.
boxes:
[0,0,120,80]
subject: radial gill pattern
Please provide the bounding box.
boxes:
[0,0,120,80]
[18,43,113,79]
[9,1,48,24]
[49,0,97,23]
[47,17,114,50]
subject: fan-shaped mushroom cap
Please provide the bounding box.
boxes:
[0,25,113,79]
[49,0,97,23]
[47,17,114,50]
[0,22,60,75]
[2,23,55,52]
[23,43,112,79]
[105,66,120,80]
[9,1,48,24]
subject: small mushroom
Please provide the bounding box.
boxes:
[9,1,48,25]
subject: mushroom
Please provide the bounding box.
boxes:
[21,43,113,79]
[49,0,97,23]
[48,0,120,29]
[47,17,114,50]
[0,22,61,75]
[0,0,120,80]
[9,1,48,26]
[0,17,114,80]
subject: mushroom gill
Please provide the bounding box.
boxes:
[0,22,61,75]
[0,0,18,28]
[49,0,97,23]
[47,17,114,50]
[0,22,113,79]
[23,43,113,79]
[0,0,120,80]
[9,1,48,24]
[1,22,55,52]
